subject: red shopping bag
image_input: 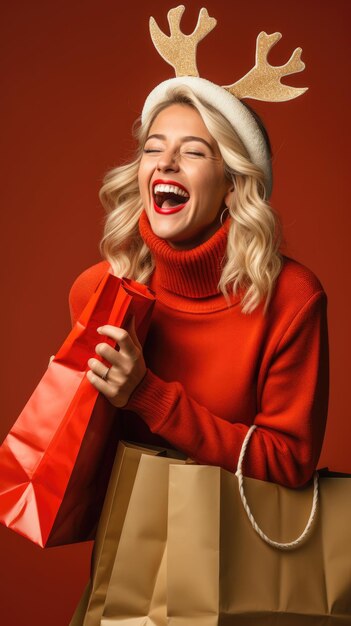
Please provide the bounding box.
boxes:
[0,271,155,548]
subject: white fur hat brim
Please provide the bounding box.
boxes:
[141,76,272,197]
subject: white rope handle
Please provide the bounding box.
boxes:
[235,425,319,550]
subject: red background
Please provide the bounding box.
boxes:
[0,1,350,624]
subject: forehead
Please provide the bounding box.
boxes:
[148,104,214,143]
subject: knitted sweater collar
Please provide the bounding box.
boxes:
[138,210,238,311]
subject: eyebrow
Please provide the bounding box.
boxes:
[145,134,215,154]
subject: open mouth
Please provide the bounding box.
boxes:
[152,181,190,213]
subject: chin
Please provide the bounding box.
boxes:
[151,222,181,242]
[147,209,184,238]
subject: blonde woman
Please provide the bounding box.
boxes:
[69,86,329,488]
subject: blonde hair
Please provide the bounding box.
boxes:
[99,86,283,314]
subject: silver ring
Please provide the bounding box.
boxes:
[101,366,110,381]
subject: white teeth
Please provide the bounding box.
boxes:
[153,183,189,198]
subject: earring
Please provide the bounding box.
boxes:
[220,207,230,225]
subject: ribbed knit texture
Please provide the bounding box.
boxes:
[69,216,329,488]
[139,210,230,299]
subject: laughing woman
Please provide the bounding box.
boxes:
[69,84,329,490]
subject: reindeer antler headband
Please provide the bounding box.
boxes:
[141,5,308,197]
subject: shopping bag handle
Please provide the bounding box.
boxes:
[235,425,319,550]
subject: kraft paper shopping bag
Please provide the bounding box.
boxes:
[100,453,186,626]
[166,431,351,624]
[70,442,185,626]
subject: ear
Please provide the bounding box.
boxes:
[224,182,235,209]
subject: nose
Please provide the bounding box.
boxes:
[156,148,180,172]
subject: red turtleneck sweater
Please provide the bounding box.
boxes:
[69,211,329,488]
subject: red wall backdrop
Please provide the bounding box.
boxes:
[0,1,350,624]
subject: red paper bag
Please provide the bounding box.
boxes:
[0,271,155,548]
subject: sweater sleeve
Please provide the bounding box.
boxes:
[125,291,329,487]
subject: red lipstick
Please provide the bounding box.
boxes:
[152,179,190,215]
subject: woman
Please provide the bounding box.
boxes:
[68,85,329,490]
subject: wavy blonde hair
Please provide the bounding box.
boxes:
[99,86,283,314]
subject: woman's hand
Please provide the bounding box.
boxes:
[86,316,147,408]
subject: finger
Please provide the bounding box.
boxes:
[97,325,139,359]
[86,369,116,398]
[87,357,110,380]
[95,342,124,366]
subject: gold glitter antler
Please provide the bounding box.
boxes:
[223,32,308,101]
[149,5,217,77]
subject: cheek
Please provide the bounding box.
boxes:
[197,169,225,201]
[137,165,148,195]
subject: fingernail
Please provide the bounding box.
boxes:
[97,327,103,333]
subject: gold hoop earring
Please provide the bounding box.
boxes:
[220,207,230,226]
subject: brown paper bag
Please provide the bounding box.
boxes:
[101,453,186,626]
[167,461,351,624]
[70,442,185,626]
[72,428,351,625]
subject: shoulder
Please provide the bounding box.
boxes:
[266,255,328,335]
[260,256,329,353]
[68,260,110,325]
[275,255,327,306]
